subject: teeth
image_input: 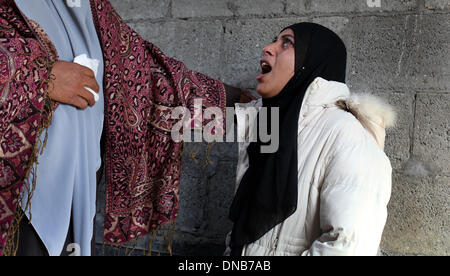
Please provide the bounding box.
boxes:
[261,61,271,74]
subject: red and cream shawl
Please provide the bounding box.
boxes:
[0,0,226,255]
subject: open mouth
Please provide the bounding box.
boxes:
[260,60,272,74]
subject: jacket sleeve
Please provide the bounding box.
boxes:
[301,139,392,256]
[145,41,227,133]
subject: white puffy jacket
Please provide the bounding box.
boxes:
[228,77,396,256]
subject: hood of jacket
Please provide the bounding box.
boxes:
[304,77,397,150]
[303,77,397,150]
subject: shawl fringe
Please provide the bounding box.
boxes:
[101,222,176,256]
[2,71,56,256]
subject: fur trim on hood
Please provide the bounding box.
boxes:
[336,94,397,150]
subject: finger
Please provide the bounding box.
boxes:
[83,76,100,93]
[78,64,96,78]
[72,95,89,110]
[77,88,96,107]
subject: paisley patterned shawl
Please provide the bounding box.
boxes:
[0,0,59,255]
[0,0,226,254]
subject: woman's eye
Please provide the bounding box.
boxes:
[281,39,293,49]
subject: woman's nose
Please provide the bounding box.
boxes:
[263,43,275,57]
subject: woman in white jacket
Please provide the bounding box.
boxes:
[228,23,396,256]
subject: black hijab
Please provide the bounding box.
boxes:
[229,22,347,255]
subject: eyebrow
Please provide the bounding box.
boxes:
[280,34,295,40]
[273,34,295,43]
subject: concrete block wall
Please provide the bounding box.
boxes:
[96,0,450,256]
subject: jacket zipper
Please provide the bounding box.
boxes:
[272,223,283,253]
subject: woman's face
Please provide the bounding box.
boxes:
[256,28,295,98]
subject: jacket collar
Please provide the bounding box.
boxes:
[237,77,349,110]
[236,77,395,150]
[302,77,350,109]
[297,77,350,128]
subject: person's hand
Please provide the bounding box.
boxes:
[48,61,100,109]
[239,89,257,103]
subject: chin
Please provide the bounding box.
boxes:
[256,90,268,98]
[256,85,269,98]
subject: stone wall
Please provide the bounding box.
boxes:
[96,0,450,256]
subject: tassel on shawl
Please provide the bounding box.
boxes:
[99,141,217,256]
[2,67,57,256]
[100,221,176,256]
